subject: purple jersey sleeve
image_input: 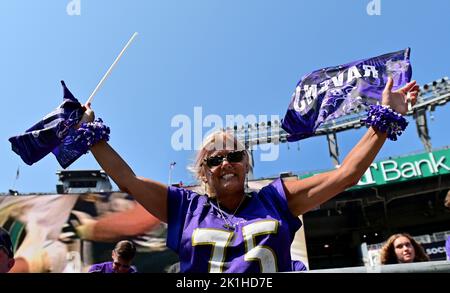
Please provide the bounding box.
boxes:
[166,186,208,252]
[88,262,113,273]
[88,263,103,273]
[166,186,188,252]
[260,178,302,237]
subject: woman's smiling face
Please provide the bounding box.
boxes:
[203,149,249,197]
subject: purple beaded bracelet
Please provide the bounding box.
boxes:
[361,104,408,141]
[69,118,110,154]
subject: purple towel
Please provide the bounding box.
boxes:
[9,81,85,168]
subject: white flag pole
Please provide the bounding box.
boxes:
[85,32,138,105]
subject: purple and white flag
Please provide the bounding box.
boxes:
[281,48,412,141]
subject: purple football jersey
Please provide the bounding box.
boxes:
[167,178,302,273]
[88,261,137,273]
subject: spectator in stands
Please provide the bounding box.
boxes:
[379,233,430,264]
[0,227,15,273]
[81,77,419,272]
[445,190,450,209]
[445,190,450,260]
[88,240,137,273]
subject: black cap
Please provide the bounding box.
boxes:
[0,227,14,258]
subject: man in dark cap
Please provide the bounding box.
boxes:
[0,227,15,273]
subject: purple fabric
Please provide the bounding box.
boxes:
[167,178,302,273]
[291,260,307,271]
[446,236,450,260]
[9,81,85,168]
[88,261,137,273]
[282,49,412,141]
[54,118,110,168]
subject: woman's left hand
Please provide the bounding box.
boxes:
[381,76,420,115]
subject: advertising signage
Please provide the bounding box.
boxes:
[300,147,450,189]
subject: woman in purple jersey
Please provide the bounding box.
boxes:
[81,77,419,272]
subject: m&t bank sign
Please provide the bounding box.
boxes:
[356,148,450,188]
[300,148,450,189]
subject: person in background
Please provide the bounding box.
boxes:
[444,190,450,260]
[88,240,137,273]
[379,233,430,264]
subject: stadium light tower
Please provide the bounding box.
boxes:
[168,162,176,186]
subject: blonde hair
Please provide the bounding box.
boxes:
[189,130,253,193]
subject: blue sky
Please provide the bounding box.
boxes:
[1,0,449,193]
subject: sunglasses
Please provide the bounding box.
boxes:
[203,150,246,168]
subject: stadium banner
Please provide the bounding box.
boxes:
[422,241,447,261]
[0,193,177,273]
[300,147,450,189]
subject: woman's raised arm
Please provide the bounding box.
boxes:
[284,77,419,216]
[90,141,168,222]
